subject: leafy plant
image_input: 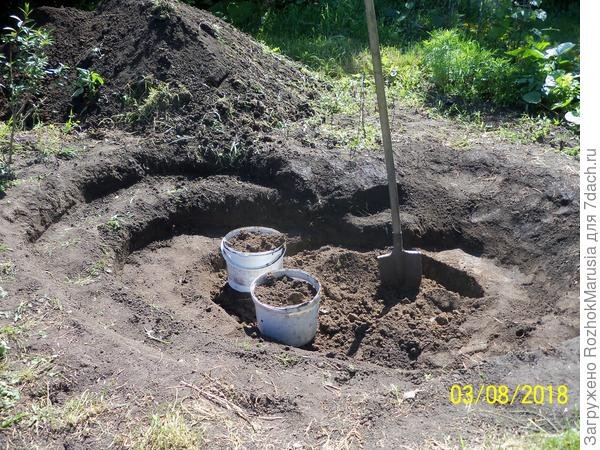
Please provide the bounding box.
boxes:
[507,37,578,108]
[422,29,515,104]
[105,215,122,231]
[73,68,105,101]
[0,3,56,173]
[0,381,20,410]
[63,109,80,134]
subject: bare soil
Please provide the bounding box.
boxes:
[227,230,285,253]
[0,1,579,448]
[254,274,316,307]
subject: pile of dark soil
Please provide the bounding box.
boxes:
[254,274,317,307]
[32,0,316,148]
[227,230,285,252]
[285,247,477,366]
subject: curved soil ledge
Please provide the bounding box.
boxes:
[0,0,579,447]
[0,125,579,447]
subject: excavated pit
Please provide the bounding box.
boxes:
[55,175,538,372]
[205,242,485,369]
[9,129,575,382]
[19,151,576,375]
[0,0,580,444]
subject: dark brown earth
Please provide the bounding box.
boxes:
[30,0,315,155]
[254,274,317,307]
[226,230,285,253]
[0,122,579,447]
[0,0,580,448]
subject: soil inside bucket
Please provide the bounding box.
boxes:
[254,274,317,307]
[227,230,286,253]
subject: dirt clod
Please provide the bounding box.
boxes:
[227,230,285,252]
[426,288,457,312]
[254,274,316,307]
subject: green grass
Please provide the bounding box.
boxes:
[422,29,515,105]
[127,407,204,450]
[501,427,579,449]
[106,215,122,231]
[28,391,109,433]
[122,80,191,124]
[211,0,579,149]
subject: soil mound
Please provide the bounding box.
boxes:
[254,274,317,307]
[227,230,285,252]
[33,0,316,144]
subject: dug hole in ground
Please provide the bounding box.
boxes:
[0,0,579,447]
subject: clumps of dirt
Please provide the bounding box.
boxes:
[32,0,317,148]
[254,274,316,307]
[283,246,480,368]
[227,230,285,253]
[209,243,484,369]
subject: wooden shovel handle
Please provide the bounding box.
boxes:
[363,0,403,245]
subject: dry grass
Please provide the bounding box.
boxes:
[126,407,204,450]
[28,390,110,433]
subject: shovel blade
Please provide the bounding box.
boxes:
[377,249,422,291]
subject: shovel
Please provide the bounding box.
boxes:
[363,0,422,290]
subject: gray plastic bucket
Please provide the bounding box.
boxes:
[221,227,285,293]
[250,269,321,347]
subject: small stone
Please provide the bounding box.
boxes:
[348,313,360,322]
[435,315,448,326]
[200,22,218,38]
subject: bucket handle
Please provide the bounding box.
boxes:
[221,241,285,271]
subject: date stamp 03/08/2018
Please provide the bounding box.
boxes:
[449,384,569,406]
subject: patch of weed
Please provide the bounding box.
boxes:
[87,260,107,278]
[0,261,15,277]
[275,352,300,367]
[73,68,105,102]
[63,109,80,134]
[106,214,122,231]
[66,248,111,285]
[31,123,78,159]
[152,0,175,20]
[234,339,252,351]
[389,384,403,406]
[130,407,204,450]
[422,29,516,105]
[123,81,191,124]
[0,381,20,409]
[28,391,109,433]
[500,426,579,449]
[0,325,24,340]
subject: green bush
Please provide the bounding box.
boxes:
[0,3,55,170]
[421,29,516,105]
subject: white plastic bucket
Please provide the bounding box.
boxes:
[221,227,286,293]
[250,269,321,347]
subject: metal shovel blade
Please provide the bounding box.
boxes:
[377,248,422,291]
